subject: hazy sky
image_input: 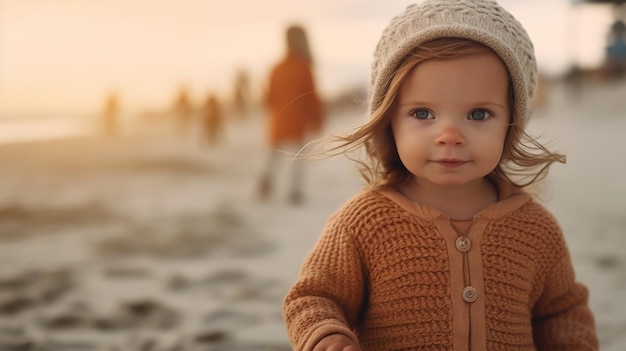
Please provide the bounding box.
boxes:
[0,0,614,117]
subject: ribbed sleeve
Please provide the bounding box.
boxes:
[531,251,597,350]
[282,212,365,351]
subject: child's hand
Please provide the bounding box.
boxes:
[313,334,361,351]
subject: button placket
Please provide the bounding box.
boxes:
[451,222,476,304]
[462,286,478,303]
[455,236,471,252]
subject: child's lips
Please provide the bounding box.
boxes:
[434,159,468,168]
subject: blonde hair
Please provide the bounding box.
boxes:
[325,38,565,189]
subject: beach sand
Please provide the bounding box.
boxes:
[0,80,625,350]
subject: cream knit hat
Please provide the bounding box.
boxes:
[370,0,537,126]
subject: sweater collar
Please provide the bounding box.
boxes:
[376,180,531,221]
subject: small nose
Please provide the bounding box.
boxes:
[435,125,465,145]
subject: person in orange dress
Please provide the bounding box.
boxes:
[259,24,324,205]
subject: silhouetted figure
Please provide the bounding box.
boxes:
[202,93,224,147]
[233,69,251,119]
[606,18,626,78]
[609,19,625,44]
[258,24,324,205]
[173,87,193,138]
[102,93,119,136]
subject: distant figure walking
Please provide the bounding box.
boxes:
[258,24,324,205]
[173,87,194,139]
[606,18,626,78]
[233,69,251,119]
[202,93,224,147]
[102,92,119,136]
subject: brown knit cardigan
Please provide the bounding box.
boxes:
[283,183,598,350]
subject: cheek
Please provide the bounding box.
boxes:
[392,124,420,154]
[390,125,410,164]
[485,128,508,161]
[498,128,515,160]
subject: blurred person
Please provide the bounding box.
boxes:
[102,92,119,136]
[173,87,194,139]
[258,24,324,205]
[605,5,626,79]
[202,92,224,147]
[233,68,251,119]
[282,1,598,350]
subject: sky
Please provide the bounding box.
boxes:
[0,0,616,117]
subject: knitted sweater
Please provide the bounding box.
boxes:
[283,184,598,350]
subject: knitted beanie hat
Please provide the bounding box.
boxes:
[370,0,537,126]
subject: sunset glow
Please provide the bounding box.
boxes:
[0,0,614,117]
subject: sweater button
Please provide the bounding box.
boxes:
[462,286,478,303]
[455,236,471,252]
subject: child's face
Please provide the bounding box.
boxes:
[390,50,510,189]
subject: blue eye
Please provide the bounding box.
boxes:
[411,109,432,120]
[469,109,491,121]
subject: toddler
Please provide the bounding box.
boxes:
[283,1,599,350]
